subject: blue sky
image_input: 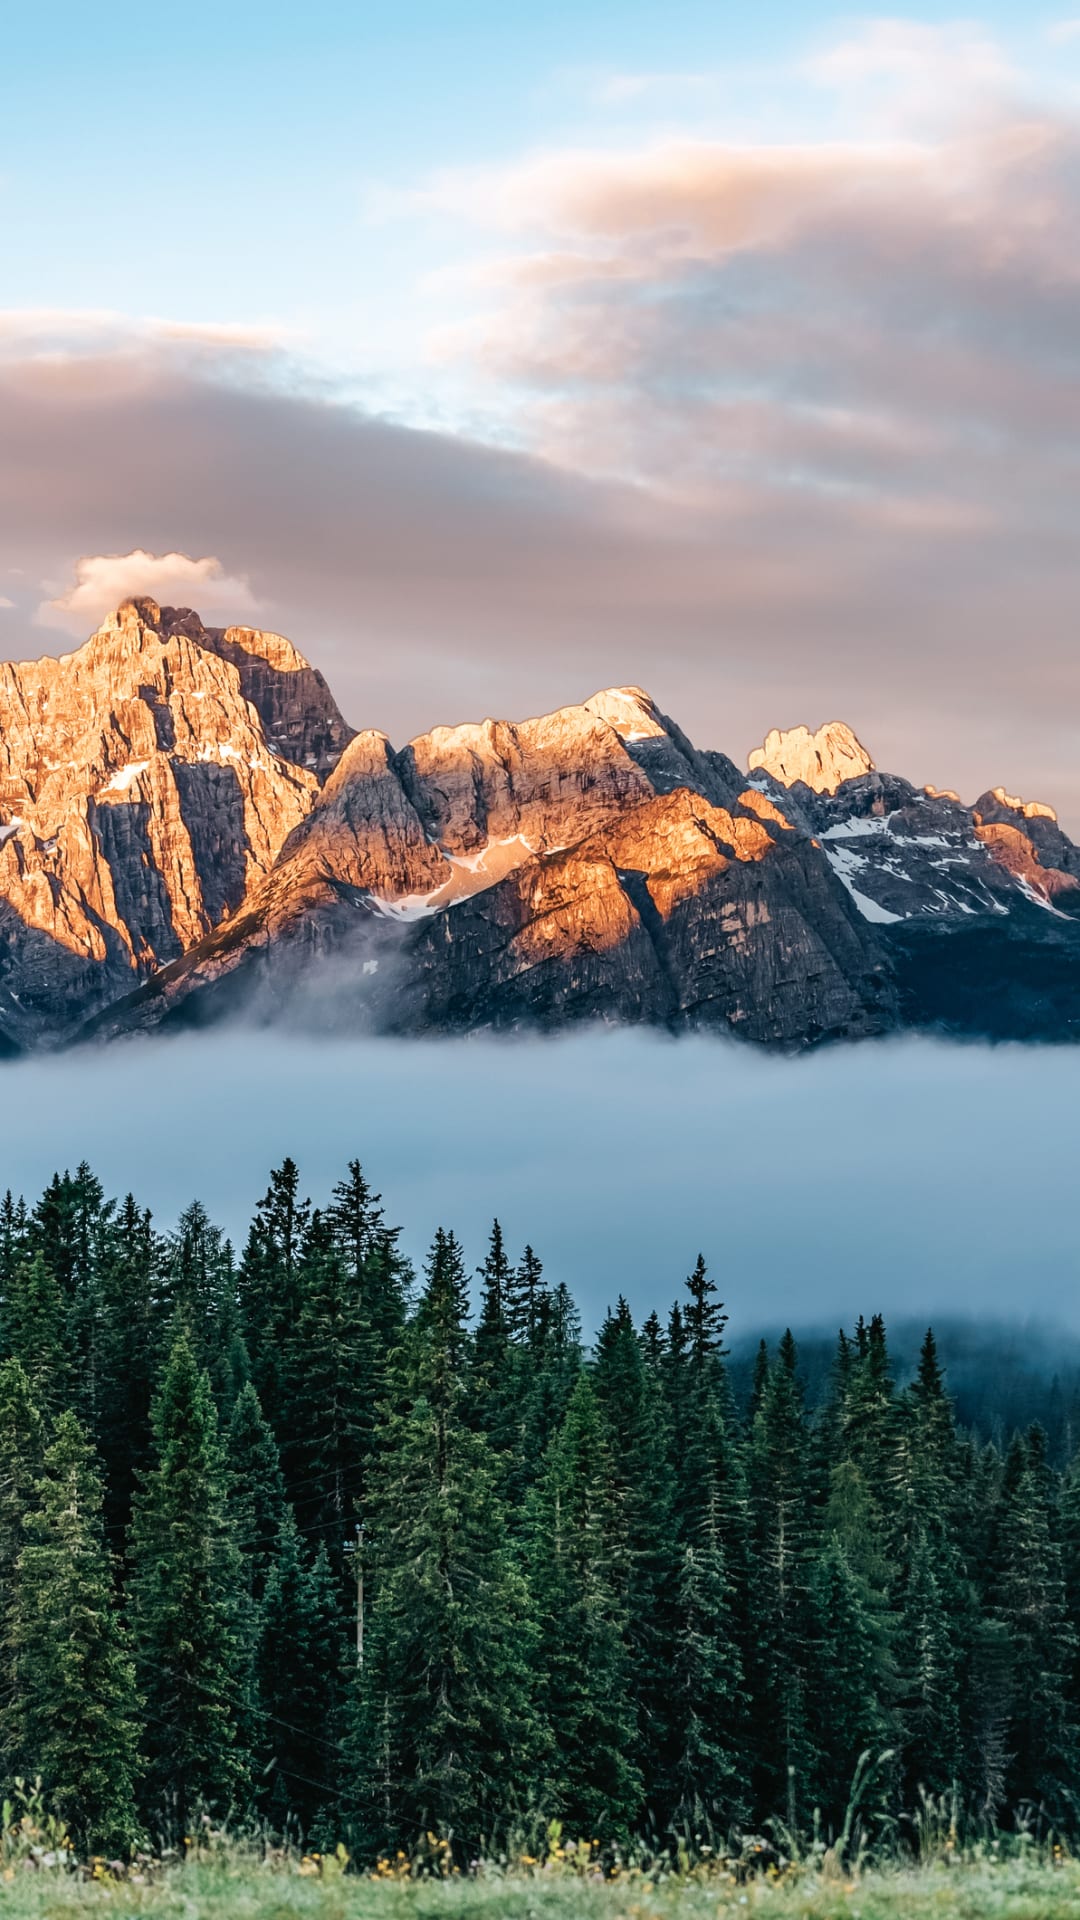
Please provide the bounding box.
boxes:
[4,3,1080,823]
[5,0,1078,382]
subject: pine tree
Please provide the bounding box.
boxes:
[29,1164,106,1302]
[7,1413,142,1852]
[0,1192,28,1300]
[506,1243,546,1347]
[163,1201,234,1364]
[592,1297,677,1808]
[280,1210,378,1548]
[228,1382,286,1602]
[669,1385,745,1832]
[746,1329,816,1822]
[748,1337,769,1421]
[992,1425,1079,1812]
[95,1195,161,1541]
[527,1371,641,1839]
[808,1535,893,1826]
[473,1221,512,1404]
[897,1528,960,1799]
[351,1228,537,1853]
[128,1326,249,1827]
[238,1159,311,1429]
[326,1160,410,1352]
[0,1359,45,1743]
[501,1280,583,1519]
[257,1515,344,1834]
[3,1251,70,1416]
[684,1254,728,1375]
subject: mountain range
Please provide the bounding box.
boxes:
[1,595,1078,1054]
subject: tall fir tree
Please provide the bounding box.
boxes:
[807,1535,894,1827]
[3,1251,70,1417]
[257,1514,345,1834]
[237,1159,311,1430]
[350,1228,537,1853]
[0,1359,45,1745]
[668,1384,746,1833]
[592,1297,677,1818]
[128,1326,250,1828]
[7,1413,142,1853]
[527,1370,642,1840]
[280,1210,375,1551]
[991,1425,1079,1812]
[746,1329,817,1823]
[228,1381,287,1602]
[95,1195,162,1541]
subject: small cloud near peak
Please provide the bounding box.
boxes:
[36,551,261,635]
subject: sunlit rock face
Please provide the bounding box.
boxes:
[0,598,352,1045]
[748,722,874,795]
[4,602,1080,1051]
[88,683,897,1047]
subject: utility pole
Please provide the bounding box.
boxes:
[345,1521,365,1669]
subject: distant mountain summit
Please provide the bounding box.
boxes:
[0,598,351,1045]
[1,602,1078,1051]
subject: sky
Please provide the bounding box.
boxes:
[4,3,1080,820]
[1,1029,1077,1337]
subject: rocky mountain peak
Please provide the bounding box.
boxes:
[748,721,875,794]
[0,599,354,1046]
[4,601,1080,1054]
[581,686,667,740]
[987,785,1058,824]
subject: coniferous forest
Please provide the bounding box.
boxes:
[0,1157,1077,1864]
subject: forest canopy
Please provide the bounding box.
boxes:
[0,1158,1076,1861]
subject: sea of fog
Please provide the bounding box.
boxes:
[0,1029,1077,1339]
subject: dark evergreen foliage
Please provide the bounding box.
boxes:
[0,1152,1076,1858]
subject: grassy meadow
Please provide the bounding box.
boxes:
[2,1854,1080,1920]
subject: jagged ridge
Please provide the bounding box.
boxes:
[1,609,1078,1051]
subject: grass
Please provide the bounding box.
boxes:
[4,1853,1080,1920]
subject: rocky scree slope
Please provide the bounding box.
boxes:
[2,609,1079,1050]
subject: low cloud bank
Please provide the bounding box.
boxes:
[1,1030,1077,1338]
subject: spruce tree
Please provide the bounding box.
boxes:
[228,1382,286,1602]
[669,1385,745,1832]
[4,1251,69,1417]
[7,1413,142,1853]
[163,1201,234,1365]
[473,1221,513,1434]
[0,1359,45,1743]
[95,1195,161,1540]
[746,1329,816,1822]
[128,1326,249,1827]
[592,1297,677,1807]
[352,1228,537,1853]
[280,1210,377,1548]
[684,1254,728,1375]
[238,1159,311,1429]
[527,1371,642,1839]
[257,1514,344,1833]
[506,1243,546,1348]
[897,1527,961,1799]
[326,1159,409,1351]
[808,1535,893,1826]
[992,1425,1079,1812]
